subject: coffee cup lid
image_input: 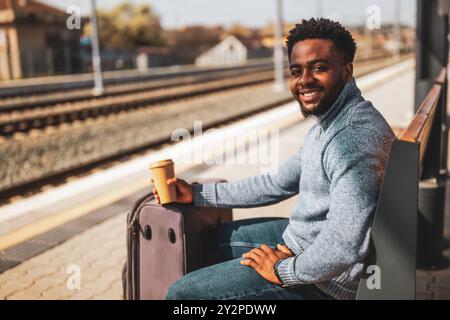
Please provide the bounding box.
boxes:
[149,158,174,169]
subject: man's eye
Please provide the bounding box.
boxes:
[313,66,326,72]
[290,70,301,77]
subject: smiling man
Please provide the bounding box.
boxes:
[160,18,396,300]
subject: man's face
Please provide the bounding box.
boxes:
[289,39,353,118]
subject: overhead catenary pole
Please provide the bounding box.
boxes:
[90,0,104,96]
[273,0,284,92]
[316,0,323,18]
[394,0,402,61]
[364,22,373,59]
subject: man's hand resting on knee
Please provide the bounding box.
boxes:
[240,244,294,285]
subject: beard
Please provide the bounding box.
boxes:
[299,100,331,118]
[298,79,347,119]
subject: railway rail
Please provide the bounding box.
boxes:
[0,63,274,112]
[0,59,274,99]
[0,69,285,136]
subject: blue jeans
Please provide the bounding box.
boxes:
[165,217,333,300]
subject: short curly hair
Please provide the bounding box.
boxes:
[286,18,357,64]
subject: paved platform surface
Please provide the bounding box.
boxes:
[1,66,449,300]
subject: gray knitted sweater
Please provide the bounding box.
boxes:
[192,78,395,300]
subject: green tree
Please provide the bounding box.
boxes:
[84,2,166,51]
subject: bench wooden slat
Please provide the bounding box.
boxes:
[398,79,444,171]
[399,84,442,145]
[392,127,406,138]
[435,68,448,85]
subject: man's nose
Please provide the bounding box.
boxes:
[297,69,314,87]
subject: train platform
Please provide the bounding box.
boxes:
[0,60,449,300]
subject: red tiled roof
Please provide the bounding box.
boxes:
[0,0,66,16]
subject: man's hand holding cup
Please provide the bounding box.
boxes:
[151,176,194,205]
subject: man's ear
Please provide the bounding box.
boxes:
[344,63,353,81]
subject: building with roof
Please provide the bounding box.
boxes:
[0,0,82,80]
[195,35,247,67]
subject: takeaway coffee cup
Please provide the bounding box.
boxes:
[150,159,177,204]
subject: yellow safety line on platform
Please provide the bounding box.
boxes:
[0,176,150,251]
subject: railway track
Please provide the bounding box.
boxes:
[0,95,294,203]
[0,63,274,112]
[0,69,287,136]
[0,60,275,98]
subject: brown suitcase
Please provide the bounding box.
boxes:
[122,178,232,300]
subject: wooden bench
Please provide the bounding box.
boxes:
[356,67,448,299]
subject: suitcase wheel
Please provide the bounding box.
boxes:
[168,228,176,244]
[144,225,152,240]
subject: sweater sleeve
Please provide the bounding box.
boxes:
[276,126,390,285]
[192,147,302,208]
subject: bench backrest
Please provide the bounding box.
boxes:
[356,67,447,300]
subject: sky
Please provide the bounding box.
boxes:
[40,0,417,29]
